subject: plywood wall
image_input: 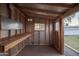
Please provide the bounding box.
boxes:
[31,18,53,45]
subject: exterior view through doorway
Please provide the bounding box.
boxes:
[64,11,79,55]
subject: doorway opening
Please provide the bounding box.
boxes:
[64,11,79,55]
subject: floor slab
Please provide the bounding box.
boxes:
[17,45,62,56]
[64,46,79,56]
[17,45,79,56]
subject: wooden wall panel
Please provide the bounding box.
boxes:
[52,21,60,52]
[0,30,8,39]
[34,31,39,45]
[40,31,45,45]
[59,18,64,54]
[45,19,50,45]
[0,15,1,31]
[52,21,55,46]
[11,30,15,36]
[0,15,1,40]
[17,29,20,35]
[52,18,64,54]
[33,18,53,45]
[49,20,53,45]
[0,4,35,56]
[0,4,9,18]
[0,3,65,55]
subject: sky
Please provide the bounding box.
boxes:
[64,11,79,26]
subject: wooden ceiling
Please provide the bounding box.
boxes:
[15,3,79,19]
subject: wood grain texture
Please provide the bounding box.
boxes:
[0,33,32,52]
[59,17,64,54]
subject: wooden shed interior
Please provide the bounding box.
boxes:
[0,3,79,56]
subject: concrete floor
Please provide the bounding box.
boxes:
[17,45,79,56]
[64,46,79,56]
[17,45,62,56]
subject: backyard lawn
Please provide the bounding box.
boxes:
[64,35,79,51]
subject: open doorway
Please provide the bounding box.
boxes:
[64,11,79,56]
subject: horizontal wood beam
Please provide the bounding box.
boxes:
[21,8,59,17]
[57,4,79,19]
[28,11,58,17]
[43,3,75,9]
[0,15,1,30]
[14,4,59,18]
[62,4,79,18]
[19,7,62,15]
[25,12,55,19]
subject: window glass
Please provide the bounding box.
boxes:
[34,23,45,30]
[56,22,59,31]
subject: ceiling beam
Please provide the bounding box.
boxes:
[26,14,48,18]
[57,4,79,19]
[24,11,57,18]
[14,3,76,19]
[13,4,51,18]
[20,7,60,17]
[63,4,79,18]
[22,9,59,17]
[43,3,75,9]
[15,3,76,18]
[14,4,60,17]
[19,7,62,15]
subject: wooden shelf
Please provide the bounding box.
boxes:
[0,33,32,52]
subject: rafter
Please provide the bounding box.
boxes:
[43,3,75,9]
[22,9,59,17]
[14,4,60,17]
[19,7,62,15]
[57,4,79,19]
[25,12,56,18]
[14,3,77,19]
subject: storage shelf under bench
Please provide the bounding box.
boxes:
[0,32,32,55]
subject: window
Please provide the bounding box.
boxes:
[1,16,23,30]
[34,23,45,30]
[56,22,59,31]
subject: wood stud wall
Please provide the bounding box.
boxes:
[32,18,53,45]
[46,19,49,45]
[0,4,34,55]
[0,3,64,55]
[52,17,64,54]
[0,4,28,39]
[59,17,64,54]
[0,15,1,40]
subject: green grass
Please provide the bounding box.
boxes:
[64,35,79,51]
